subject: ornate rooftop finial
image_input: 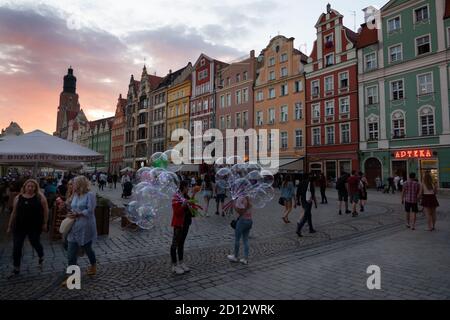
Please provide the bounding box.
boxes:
[327,3,331,13]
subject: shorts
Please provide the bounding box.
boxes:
[338,190,348,202]
[216,194,226,203]
[405,202,418,213]
[349,193,360,204]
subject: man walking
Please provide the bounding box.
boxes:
[112,173,118,189]
[336,173,350,215]
[296,174,317,237]
[347,171,361,217]
[401,173,421,230]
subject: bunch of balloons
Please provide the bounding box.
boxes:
[126,150,182,229]
[215,156,275,210]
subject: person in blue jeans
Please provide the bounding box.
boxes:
[227,197,252,265]
[62,176,97,286]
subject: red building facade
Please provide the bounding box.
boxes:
[190,54,227,161]
[305,4,360,181]
[111,94,127,173]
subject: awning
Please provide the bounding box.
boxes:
[179,164,199,172]
[254,157,304,173]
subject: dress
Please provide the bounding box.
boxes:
[421,185,439,208]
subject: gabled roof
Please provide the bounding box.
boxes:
[147,74,163,89]
[309,41,317,60]
[315,8,342,28]
[357,22,379,49]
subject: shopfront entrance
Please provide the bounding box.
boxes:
[420,159,439,185]
[392,160,407,179]
[365,157,382,188]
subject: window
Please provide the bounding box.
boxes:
[243,71,248,80]
[312,128,321,146]
[312,80,320,97]
[415,6,429,23]
[243,111,248,127]
[281,67,288,77]
[220,116,225,130]
[325,101,334,117]
[256,111,263,126]
[269,88,276,99]
[419,106,435,136]
[227,93,231,107]
[389,44,403,62]
[326,126,335,144]
[295,129,303,148]
[257,91,264,101]
[236,113,241,127]
[391,80,404,100]
[339,72,349,89]
[294,102,303,120]
[280,105,288,122]
[236,73,241,83]
[366,86,378,105]
[340,123,350,144]
[236,90,242,104]
[243,88,249,103]
[269,57,275,66]
[416,35,431,55]
[268,108,275,124]
[418,73,433,95]
[268,133,275,151]
[325,34,334,47]
[312,104,320,119]
[281,132,288,149]
[365,52,377,71]
[281,84,288,96]
[294,80,302,93]
[392,111,405,138]
[226,115,231,129]
[339,97,350,114]
[367,116,379,141]
[325,76,333,92]
[220,95,225,108]
[280,53,288,62]
[269,71,276,80]
[325,54,334,67]
[388,16,401,33]
[203,99,208,110]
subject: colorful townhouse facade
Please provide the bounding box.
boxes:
[89,117,114,171]
[215,51,256,159]
[166,63,193,150]
[254,36,308,173]
[110,94,127,173]
[358,0,450,188]
[305,4,360,181]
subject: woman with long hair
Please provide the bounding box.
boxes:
[65,176,97,277]
[227,196,253,265]
[280,175,296,223]
[419,171,439,231]
[7,179,49,275]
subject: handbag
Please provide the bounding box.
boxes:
[231,217,240,229]
[59,217,75,236]
[278,197,285,206]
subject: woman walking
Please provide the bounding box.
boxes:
[65,176,97,278]
[359,172,368,212]
[170,181,193,275]
[419,171,439,231]
[227,196,253,265]
[200,175,214,216]
[280,175,296,223]
[7,179,49,275]
[318,173,328,204]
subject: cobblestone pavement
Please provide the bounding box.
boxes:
[0,187,449,300]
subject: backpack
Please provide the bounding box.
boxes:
[336,178,344,190]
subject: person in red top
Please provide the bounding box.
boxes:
[170,181,192,275]
[347,171,360,217]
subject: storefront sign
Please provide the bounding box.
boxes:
[394,149,433,159]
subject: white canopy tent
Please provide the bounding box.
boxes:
[0,130,103,172]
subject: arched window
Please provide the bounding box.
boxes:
[391,110,405,139]
[366,114,379,141]
[418,106,435,136]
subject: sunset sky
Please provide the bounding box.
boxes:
[0,0,386,134]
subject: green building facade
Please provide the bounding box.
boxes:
[89,117,114,172]
[358,0,450,188]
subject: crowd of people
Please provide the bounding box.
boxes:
[0,166,441,278]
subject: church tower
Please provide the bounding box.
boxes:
[55,66,80,137]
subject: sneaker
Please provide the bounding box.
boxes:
[87,265,97,276]
[352,212,358,217]
[227,255,238,263]
[172,265,185,275]
[345,210,351,214]
[309,229,317,234]
[239,258,248,265]
[338,210,342,215]
[178,262,190,273]
[38,258,44,270]
[296,231,303,238]
[360,206,365,212]
[215,211,220,215]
